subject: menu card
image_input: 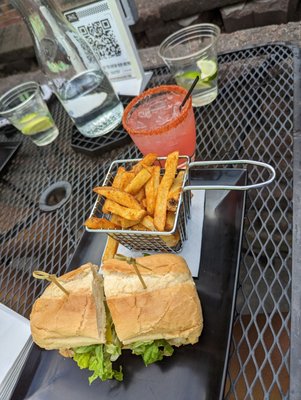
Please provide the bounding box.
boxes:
[64,0,152,96]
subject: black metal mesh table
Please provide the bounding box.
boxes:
[0,43,299,400]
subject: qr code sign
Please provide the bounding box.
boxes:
[78,19,121,59]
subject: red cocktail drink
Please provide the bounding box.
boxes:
[122,85,196,158]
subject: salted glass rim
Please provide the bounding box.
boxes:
[122,85,192,137]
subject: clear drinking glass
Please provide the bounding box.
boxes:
[158,24,220,107]
[11,0,123,138]
[122,85,196,159]
[0,82,59,146]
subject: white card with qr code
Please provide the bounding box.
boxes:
[64,1,151,95]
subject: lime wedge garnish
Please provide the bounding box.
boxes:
[196,59,217,80]
[22,116,53,135]
[175,60,217,87]
[177,71,201,81]
[175,72,211,89]
[19,113,38,124]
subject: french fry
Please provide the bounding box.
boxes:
[167,199,178,212]
[167,171,185,211]
[141,215,156,231]
[140,215,179,247]
[112,166,126,189]
[93,186,143,210]
[153,165,161,201]
[161,230,180,247]
[111,214,137,229]
[165,211,176,231]
[103,167,126,211]
[102,200,110,214]
[145,167,154,214]
[135,187,145,202]
[141,165,154,175]
[154,151,179,231]
[131,223,149,231]
[131,153,158,175]
[125,168,151,195]
[145,165,161,215]
[168,170,185,195]
[102,236,119,262]
[109,214,121,227]
[141,198,147,209]
[120,171,135,190]
[84,217,118,230]
[103,199,146,222]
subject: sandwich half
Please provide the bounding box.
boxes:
[102,254,203,365]
[30,263,105,349]
[30,263,123,383]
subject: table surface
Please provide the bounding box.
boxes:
[0,43,299,400]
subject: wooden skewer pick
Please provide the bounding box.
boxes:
[33,270,69,296]
[114,254,149,289]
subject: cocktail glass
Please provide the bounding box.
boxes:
[0,82,59,146]
[158,24,220,107]
[122,85,196,159]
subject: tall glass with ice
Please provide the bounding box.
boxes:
[122,85,196,159]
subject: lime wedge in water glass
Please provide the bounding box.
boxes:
[175,71,211,89]
[177,71,201,81]
[20,114,53,135]
[175,59,217,90]
[19,113,37,123]
[196,59,218,81]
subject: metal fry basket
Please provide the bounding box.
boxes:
[86,157,276,253]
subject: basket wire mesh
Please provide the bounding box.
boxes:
[86,156,190,253]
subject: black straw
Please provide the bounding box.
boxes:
[179,76,199,111]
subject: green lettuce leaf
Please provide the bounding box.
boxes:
[129,340,174,366]
[106,343,122,362]
[72,307,123,383]
[73,344,123,383]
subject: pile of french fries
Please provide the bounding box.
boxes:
[84,151,185,260]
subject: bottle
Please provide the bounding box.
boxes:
[11,0,123,138]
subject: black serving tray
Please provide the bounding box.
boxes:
[11,168,246,400]
[0,141,21,175]
[0,124,20,138]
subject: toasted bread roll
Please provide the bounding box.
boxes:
[30,263,106,350]
[102,254,203,346]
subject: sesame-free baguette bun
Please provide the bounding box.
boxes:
[102,254,203,346]
[30,263,106,350]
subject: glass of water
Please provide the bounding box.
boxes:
[158,24,220,107]
[10,0,123,139]
[57,69,123,138]
[0,82,59,146]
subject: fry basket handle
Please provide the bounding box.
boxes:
[183,159,276,191]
